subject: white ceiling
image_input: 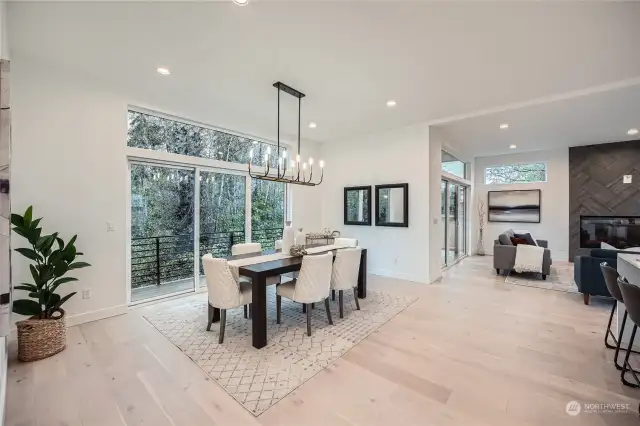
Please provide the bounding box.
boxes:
[7,1,640,145]
[436,82,640,158]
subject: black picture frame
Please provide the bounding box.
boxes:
[487,189,541,223]
[375,183,409,227]
[344,186,372,226]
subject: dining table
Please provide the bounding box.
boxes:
[210,244,367,349]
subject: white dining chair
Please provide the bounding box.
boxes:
[231,242,262,256]
[230,242,280,317]
[334,237,358,247]
[202,254,252,344]
[276,252,334,336]
[330,248,362,318]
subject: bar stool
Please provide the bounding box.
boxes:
[617,279,640,388]
[600,263,640,370]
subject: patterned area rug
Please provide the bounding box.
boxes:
[505,261,578,293]
[144,288,417,416]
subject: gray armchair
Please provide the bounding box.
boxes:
[493,237,552,280]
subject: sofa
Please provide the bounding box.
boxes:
[494,229,552,279]
[574,248,640,305]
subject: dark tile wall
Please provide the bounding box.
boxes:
[569,140,640,260]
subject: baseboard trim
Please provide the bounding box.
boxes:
[66,304,129,327]
[369,269,429,284]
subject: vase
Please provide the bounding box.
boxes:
[476,229,486,256]
[282,221,294,253]
[16,309,67,362]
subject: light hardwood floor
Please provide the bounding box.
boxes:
[6,256,640,425]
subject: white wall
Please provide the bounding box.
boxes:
[291,140,323,233]
[473,148,569,261]
[428,128,443,282]
[0,0,8,60]
[320,124,431,283]
[11,58,321,324]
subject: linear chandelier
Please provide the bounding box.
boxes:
[248,81,324,186]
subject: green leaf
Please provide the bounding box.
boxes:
[50,277,78,293]
[14,284,38,292]
[12,299,42,316]
[54,292,76,309]
[45,293,61,309]
[68,262,91,270]
[23,206,33,228]
[56,237,64,250]
[11,227,34,245]
[54,262,68,277]
[10,213,23,228]
[66,235,77,249]
[15,248,42,262]
[76,252,84,256]
[28,292,39,298]
[29,264,39,283]
[36,235,54,251]
[30,218,42,230]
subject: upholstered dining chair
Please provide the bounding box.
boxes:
[617,279,640,388]
[276,252,334,336]
[231,242,262,256]
[334,237,358,247]
[330,248,362,318]
[202,254,252,344]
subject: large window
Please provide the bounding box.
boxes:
[442,151,466,179]
[128,110,283,167]
[128,110,286,302]
[484,163,547,184]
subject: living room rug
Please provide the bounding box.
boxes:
[144,288,417,416]
[504,261,578,293]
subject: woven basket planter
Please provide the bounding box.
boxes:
[16,309,66,362]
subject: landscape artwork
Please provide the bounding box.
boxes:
[488,190,541,223]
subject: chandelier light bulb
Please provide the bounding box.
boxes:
[282,150,287,158]
[267,146,272,155]
[264,153,269,163]
[249,149,254,158]
[296,154,301,163]
[309,158,314,166]
[319,160,325,168]
[303,163,308,170]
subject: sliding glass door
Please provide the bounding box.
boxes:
[130,162,287,302]
[441,179,469,267]
[198,170,247,287]
[130,163,196,302]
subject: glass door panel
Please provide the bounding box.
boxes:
[130,164,195,302]
[447,183,459,265]
[199,170,246,286]
[251,179,285,249]
[441,181,447,266]
[458,186,467,257]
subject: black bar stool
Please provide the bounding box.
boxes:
[617,279,640,388]
[600,263,640,369]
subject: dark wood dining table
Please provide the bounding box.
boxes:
[210,244,367,349]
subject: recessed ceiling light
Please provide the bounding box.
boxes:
[308,122,317,129]
[156,67,171,75]
[233,0,249,5]
[628,128,639,136]
[500,123,509,129]
[509,144,517,149]
[386,100,397,108]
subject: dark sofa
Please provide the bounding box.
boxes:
[574,248,640,305]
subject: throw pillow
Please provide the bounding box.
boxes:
[514,232,537,246]
[510,237,529,245]
[498,233,514,245]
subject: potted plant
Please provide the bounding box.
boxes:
[11,206,90,362]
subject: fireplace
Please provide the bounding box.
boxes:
[580,216,640,249]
